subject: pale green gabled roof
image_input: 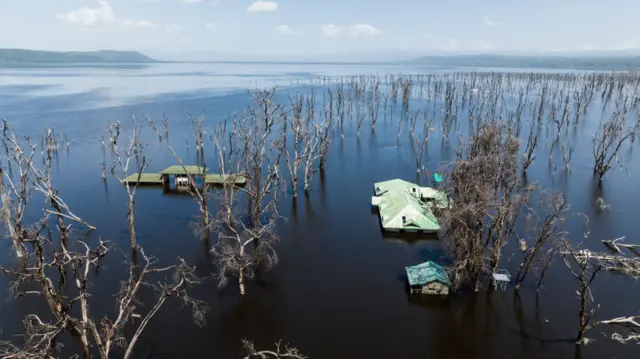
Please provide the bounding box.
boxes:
[160,166,207,175]
[405,261,451,287]
[373,179,447,232]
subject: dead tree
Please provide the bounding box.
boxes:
[0,238,206,359]
[592,114,633,181]
[149,118,211,238]
[210,122,281,296]
[282,95,305,198]
[368,77,381,131]
[240,88,284,227]
[302,114,322,194]
[561,240,602,345]
[521,107,542,174]
[561,141,575,172]
[242,339,306,359]
[514,191,568,290]
[408,109,430,173]
[0,122,35,258]
[317,112,331,172]
[436,122,533,291]
[108,117,150,248]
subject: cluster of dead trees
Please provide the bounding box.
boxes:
[432,117,639,345]
[304,71,637,182]
[0,121,209,359]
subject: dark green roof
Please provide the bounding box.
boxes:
[405,261,451,287]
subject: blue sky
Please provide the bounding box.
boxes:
[0,0,639,57]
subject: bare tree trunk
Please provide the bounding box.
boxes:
[0,168,25,258]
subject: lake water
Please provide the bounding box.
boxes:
[0,62,638,359]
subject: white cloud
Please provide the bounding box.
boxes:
[321,23,382,38]
[205,22,216,30]
[321,23,342,37]
[482,16,502,27]
[56,0,116,26]
[183,0,203,3]
[58,1,158,30]
[276,24,293,35]
[349,24,382,37]
[247,1,278,12]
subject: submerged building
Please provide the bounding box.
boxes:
[371,179,449,233]
[405,261,452,295]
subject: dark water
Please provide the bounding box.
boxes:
[0,63,638,359]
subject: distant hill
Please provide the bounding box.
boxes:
[0,49,158,64]
[408,54,640,71]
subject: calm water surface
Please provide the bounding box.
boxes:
[0,62,638,359]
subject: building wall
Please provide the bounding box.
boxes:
[422,281,450,295]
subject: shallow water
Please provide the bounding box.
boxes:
[0,62,638,359]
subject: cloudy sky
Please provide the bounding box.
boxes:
[0,0,638,57]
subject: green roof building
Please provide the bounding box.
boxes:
[405,261,451,295]
[371,179,449,233]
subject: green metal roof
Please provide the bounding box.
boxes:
[405,261,451,287]
[372,179,448,232]
[160,166,207,175]
[205,174,247,185]
[122,173,162,184]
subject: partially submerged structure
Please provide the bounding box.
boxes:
[122,166,246,191]
[371,179,449,233]
[405,261,451,295]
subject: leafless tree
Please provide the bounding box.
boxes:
[148,118,211,238]
[436,122,534,291]
[210,121,282,296]
[240,88,284,227]
[368,77,381,131]
[592,113,633,181]
[408,109,431,173]
[521,113,542,174]
[0,122,34,258]
[0,123,205,358]
[282,95,304,198]
[241,339,306,359]
[302,117,322,194]
[561,141,575,173]
[514,191,569,290]
[0,238,206,359]
[108,117,150,248]
[560,240,602,345]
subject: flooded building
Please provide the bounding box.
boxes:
[371,179,449,233]
[405,261,451,295]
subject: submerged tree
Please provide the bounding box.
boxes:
[108,118,150,248]
[210,120,282,296]
[560,240,602,345]
[514,191,569,290]
[592,114,633,182]
[0,124,206,359]
[436,122,535,291]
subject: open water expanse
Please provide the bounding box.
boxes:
[0,62,638,358]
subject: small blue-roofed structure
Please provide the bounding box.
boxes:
[405,261,451,295]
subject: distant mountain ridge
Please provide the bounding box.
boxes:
[0,49,158,64]
[407,54,640,70]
